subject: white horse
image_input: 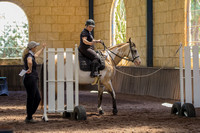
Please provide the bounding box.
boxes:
[74,38,141,115]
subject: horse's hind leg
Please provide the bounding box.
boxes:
[97,81,104,115]
[104,80,118,115]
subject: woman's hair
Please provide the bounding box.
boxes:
[21,48,29,63]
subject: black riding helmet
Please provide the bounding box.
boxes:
[85,19,95,27]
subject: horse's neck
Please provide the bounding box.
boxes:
[108,43,129,65]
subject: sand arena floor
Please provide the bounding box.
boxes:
[0,90,200,133]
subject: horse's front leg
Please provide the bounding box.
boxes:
[97,81,104,115]
[104,80,118,115]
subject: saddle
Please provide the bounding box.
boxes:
[78,50,105,71]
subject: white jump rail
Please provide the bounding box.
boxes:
[42,44,79,121]
[179,45,200,107]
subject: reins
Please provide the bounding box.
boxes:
[113,44,182,78]
[101,42,182,78]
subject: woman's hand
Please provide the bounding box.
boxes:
[42,42,47,49]
[35,42,47,57]
[92,39,101,44]
[92,40,97,44]
[96,40,101,43]
[26,68,32,74]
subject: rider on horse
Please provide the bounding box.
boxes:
[78,19,102,77]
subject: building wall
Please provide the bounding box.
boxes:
[1,0,186,67]
[0,0,88,65]
[153,0,185,67]
[93,0,112,48]
[125,0,147,66]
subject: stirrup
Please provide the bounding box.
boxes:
[91,75,101,85]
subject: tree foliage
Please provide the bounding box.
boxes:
[114,0,126,45]
[190,0,200,45]
[0,21,28,58]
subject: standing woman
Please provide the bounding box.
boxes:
[22,41,46,123]
[79,19,102,77]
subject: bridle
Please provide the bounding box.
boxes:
[101,39,140,65]
[127,38,140,62]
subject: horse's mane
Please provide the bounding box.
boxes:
[108,43,128,50]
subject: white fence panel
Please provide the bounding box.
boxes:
[179,45,184,106]
[180,45,200,107]
[66,48,74,112]
[184,46,192,104]
[43,45,79,121]
[57,48,65,112]
[48,48,56,112]
[75,45,79,106]
[192,46,200,107]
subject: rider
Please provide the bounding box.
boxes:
[79,19,101,77]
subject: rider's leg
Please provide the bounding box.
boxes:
[90,59,100,77]
[79,48,101,77]
[84,49,101,77]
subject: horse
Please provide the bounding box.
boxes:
[40,38,141,115]
[74,38,141,115]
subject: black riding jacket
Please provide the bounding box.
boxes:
[24,51,38,78]
[79,28,94,50]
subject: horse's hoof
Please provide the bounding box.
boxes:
[113,109,118,115]
[99,110,104,115]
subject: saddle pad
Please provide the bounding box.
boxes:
[78,51,105,71]
[78,51,91,71]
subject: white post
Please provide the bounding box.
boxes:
[193,45,200,107]
[179,44,184,106]
[75,44,79,106]
[184,46,192,104]
[66,48,74,112]
[57,48,65,112]
[48,48,56,112]
[43,47,48,121]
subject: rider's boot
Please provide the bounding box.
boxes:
[90,71,98,78]
[90,65,98,78]
[90,63,99,78]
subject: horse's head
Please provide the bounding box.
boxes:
[127,38,141,66]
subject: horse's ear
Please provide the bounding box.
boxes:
[129,38,132,43]
[132,42,136,47]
